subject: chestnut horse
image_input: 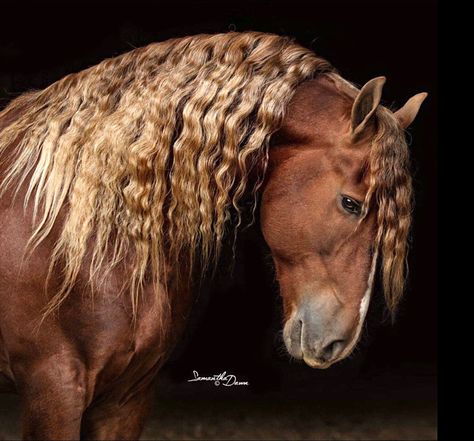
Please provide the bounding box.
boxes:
[0,32,426,439]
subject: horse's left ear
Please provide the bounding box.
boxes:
[394,92,428,129]
[351,76,386,140]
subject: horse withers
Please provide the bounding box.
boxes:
[0,32,426,439]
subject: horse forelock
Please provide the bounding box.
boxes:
[364,108,413,319]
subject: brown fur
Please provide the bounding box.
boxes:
[0,33,425,439]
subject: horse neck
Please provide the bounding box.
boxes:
[267,73,355,171]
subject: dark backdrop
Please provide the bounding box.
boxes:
[0,0,437,400]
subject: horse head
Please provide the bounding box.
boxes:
[261,74,426,368]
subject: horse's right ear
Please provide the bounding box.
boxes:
[351,76,386,141]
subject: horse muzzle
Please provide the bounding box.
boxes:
[282,294,358,369]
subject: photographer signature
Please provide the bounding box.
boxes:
[187,370,249,387]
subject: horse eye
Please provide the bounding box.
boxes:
[341,195,362,216]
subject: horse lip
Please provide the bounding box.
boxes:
[303,355,333,369]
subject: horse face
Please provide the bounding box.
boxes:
[261,75,425,368]
[261,143,376,369]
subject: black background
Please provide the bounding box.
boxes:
[0,0,436,400]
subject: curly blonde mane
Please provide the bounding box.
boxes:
[366,107,413,318]
[0,31,411,322]
[0,32,331,319]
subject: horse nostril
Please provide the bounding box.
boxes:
[320,339,346,362]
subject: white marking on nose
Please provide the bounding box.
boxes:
[337,250,379,361]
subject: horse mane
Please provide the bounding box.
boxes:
[367,107,412,318]
[0,32,411,323]
[0,32,332,320]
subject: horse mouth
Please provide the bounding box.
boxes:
[283,315,346,370]
[302,355,333,370]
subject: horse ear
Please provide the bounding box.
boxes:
[351,76,386,140]
[394,92,428,129]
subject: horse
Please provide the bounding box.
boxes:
[0,32,426,439]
